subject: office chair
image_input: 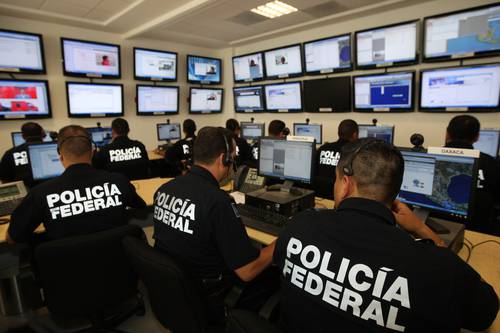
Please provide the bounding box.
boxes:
[31,225,146,332]
[225,310,282,333]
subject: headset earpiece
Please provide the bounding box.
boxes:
[343,139,376,177]
[222,132,234,167]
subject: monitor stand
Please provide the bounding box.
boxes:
[266,180,300,195]
[413,208,450,235]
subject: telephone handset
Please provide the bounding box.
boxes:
[233,166,265,194]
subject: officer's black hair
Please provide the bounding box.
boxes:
[226,119,240,133]
[112,118,130,136]
[21,122,44,142]
[58,125,92,158]
[337,138,404,204]
[193,127,235,166]
[447,115,480,143]
[268,120,286,137]
[183,119,197,138]
[338,119,359,141]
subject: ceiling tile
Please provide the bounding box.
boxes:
[89,0,132,13]
[0,0,45,9]
[61,0,102,10]
[40,0,91,17]
[84,9,115,21]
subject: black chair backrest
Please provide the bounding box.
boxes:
[122,236,208,333]
[35,224,144,316]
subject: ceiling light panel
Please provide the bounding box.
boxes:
[250,1,298,19]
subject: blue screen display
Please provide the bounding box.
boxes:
[187,56,221,84]
[355,72,413,109]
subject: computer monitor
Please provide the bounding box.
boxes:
[86,127,112,148]
[0,79,52,120]
[241,122,265,140]
[354,72,415,112]
[303,76,351,112]
[474,129,500,158]
[358,125,394,144]
[66,82,123,118]
[258,138,314,184]
[189,88,223,114]
[264,44,303,80]
[423,3,500,61]
[61,37,120,79]
[157,123,181,141]
[233,52,265,82]
[187,55,222,84]
[293,123,322,144]
[397,150,477,219]
[420,63,500,112]
[233,86,265,113]
[136,85,179,115]
[264,82,302,112]
[355,20,418,69]
[0,28,46,74]
[304,34,352,75]
[134,47,177,81]
[11,131,53,147]
[28,143,65,181]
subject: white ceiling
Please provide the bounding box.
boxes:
[0,0,436,48]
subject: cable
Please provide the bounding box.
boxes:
[463,237,473,247]
[465,239,500,263]
[462,242,472,263]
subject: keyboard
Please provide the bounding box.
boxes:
[236,204,290,236]
[0,197,23,218]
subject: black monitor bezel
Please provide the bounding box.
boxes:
[240,121,265,140]
[133,47,178,82]
[156,122,181,141]
[136,84,180,116]
[233,85,266,113]
[263,43,304,80]
[353,70,416,112]
[66,81,124,118]
[232,51,266,83]
[419,62,500,113]
[0,78,52,120]
[303,76,352,113]
[354,19,420,70]
[188,87,224,114]
[303,33,353,75]
[61,37,121,79]
[186,54,222,85]
[422,3,500,63]
[263,81,303,113]
[0,28,47,75]
[27,141,63,181]
[358,124,395,144]
[293,123,323,144]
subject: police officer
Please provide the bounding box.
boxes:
[444,115,500,235]
[153,126,276,322]
[274,139,498,333]
[0,122,46,187]
[92,118,150,180]
[165,119,197,176]
[7,125,146,243]
[226,118,252,167]
[314,119,358,198]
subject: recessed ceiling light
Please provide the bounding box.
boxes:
[251,1,298,19]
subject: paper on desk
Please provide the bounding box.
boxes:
[230,191,245,204]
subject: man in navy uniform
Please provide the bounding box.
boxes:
[165,119,197,176]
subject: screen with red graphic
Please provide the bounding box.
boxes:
[0,80,51,119]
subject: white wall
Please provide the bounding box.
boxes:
[227,0,500,148]
[0,14,228,153]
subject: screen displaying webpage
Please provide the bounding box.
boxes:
[355,72,413,109]
[0,30,44,71]
[29,143,64,180]
[63,39,120,76]
[294,124,322,143]
[68,84,122,115]
[358,125,394,144]
[135,49,177,80]
[264,82,302,110]
[190,88,222,113]
[138,86,178,113]
[157,124,181,141]
[474,129,500,157]
[305,35,351,73]
[0,80,50,117]
[187,56,221,83]
[264,45,302,77]
[234,86,264,111]
[242,123,264,139]
[233,53,264,81]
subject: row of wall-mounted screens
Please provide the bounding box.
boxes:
[1,3,499,83]
[2,61,499,119]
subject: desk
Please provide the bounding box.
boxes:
[148,150,164,161]
[131,178,170,206]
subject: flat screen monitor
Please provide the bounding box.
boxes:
[419,63,500,112]
[86,127,112,148]
[264,44,303,79]
[134,47,177,81]
[474,129,500,157]
[241,122,265,140]
[264,82,302,112]
[397,150,477,218]
[136,85,179,115]
[258,138,314,184]
[189,88,223,114]
[187,55,222,84]
[0,79,51,120]
[61,38,120,78]
[233,52,265,82]
[355,20,418,69]
[28,143,64,181]
[233,86,265,113]
[66,82,123,118]
[11,131,53,147]
[304,34,352,75]
[0,29,46,74]
[303,76,351,112]
[358,125,394,144]
[293,123,322,144]
[423,4,500,61]
[354,71,414,112]
[157,123,181,141]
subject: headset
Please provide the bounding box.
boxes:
[342,138,377,176]
[57,135,93,154]
[221,130,236,171]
